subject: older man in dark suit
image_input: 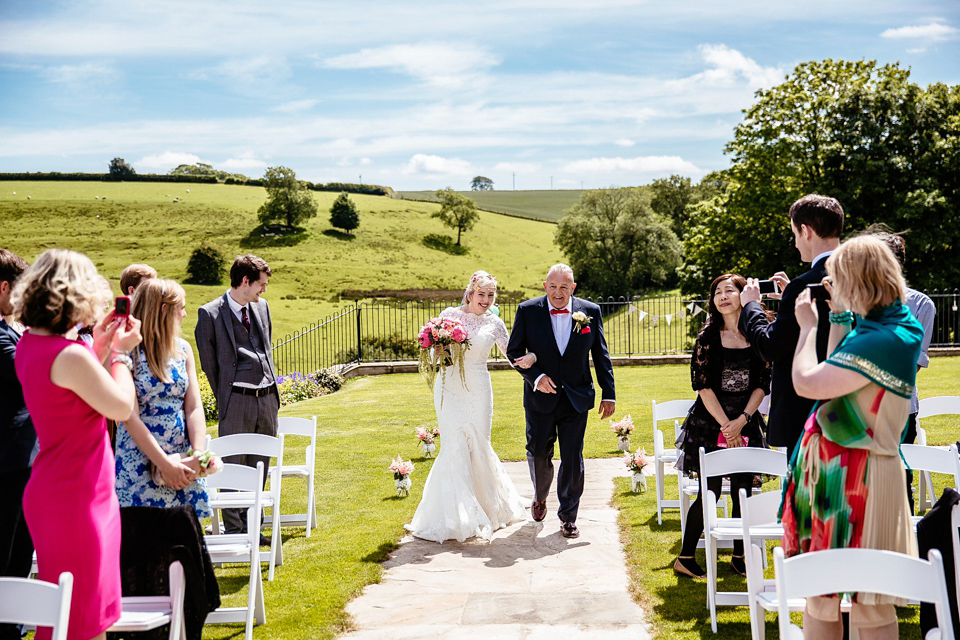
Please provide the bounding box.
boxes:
[739,194,843,458]
[0,248,35,640]
[195,254,279,536]
[507,264,616,539]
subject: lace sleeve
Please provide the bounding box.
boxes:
[690,333,711,391]
[438,306,458,319]
[492,316,510,355]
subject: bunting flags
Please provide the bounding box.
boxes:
[634,302,703,329]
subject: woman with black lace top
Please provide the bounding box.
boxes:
[673,274,771,579]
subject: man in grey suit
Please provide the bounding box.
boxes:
[195,254,279,536]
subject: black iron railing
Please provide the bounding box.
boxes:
[270,291,960,377]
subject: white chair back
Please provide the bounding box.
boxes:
[0,571,73,640]
[209,433,285,580]
[740,489,789,640]
[651,398,695,526]
[773,547,954,640]
[901,443,960,491]
[109,561,186,640]
[918,396,960,419]
[275,416,318,536]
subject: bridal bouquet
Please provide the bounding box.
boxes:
[416,316,471,390]
[416,427,440,457]
[389,455,415,497]
[150,447,223,487]
[624,449,649,492]
[610,415,634,451]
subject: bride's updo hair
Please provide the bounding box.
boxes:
[462,270,497,306]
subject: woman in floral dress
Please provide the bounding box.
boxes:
[115,278,210,518]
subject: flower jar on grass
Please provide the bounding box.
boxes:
[389,455,415,497]
[624,449,649,493]
[610,415,634,452]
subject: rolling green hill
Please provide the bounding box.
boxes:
[0,181,561,346]
[396,189,584,222]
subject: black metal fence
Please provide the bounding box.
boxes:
[271,290,960,377]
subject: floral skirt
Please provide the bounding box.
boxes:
[675,392,766,477]
[781,413,869,557]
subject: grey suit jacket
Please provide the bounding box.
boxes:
[194,293,276,422]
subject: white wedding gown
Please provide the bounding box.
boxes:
[405,307,527,543]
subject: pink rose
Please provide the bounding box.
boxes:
[581,326,591,335]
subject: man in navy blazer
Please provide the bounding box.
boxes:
[507,264,616,538]
[0,248,36,640]
[738,194,843,458]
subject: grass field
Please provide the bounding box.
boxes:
[198,357,960,639]
[396,189,584,222]
[0,181,561,349]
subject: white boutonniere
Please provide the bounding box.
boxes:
[571,311,592,334]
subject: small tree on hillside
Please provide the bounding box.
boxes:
[257,166,318,227]
[108,157,136,180]
[433,188,479,246]
[329,192,360,233]
[471,176,494,190]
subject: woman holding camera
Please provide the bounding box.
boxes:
[783,236,922,639]
[114,278,212,518]
[12,249,141,640]
[674,273,771,579]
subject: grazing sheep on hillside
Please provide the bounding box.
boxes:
[26,196,31,199]
[12,192,15,195]
[185,189,190,193]
[95,196,99,199]
[101,196,106,200]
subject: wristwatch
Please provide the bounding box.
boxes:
[741,411,751,422]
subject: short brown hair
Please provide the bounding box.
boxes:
[11,249,112,334]
[826,236,905,316]
[0,248,28,284]
[873,232,906,267]
[119,263,157,294]
[230,254,272,288]
[788,194,844,240]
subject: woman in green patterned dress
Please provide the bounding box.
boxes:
[783,235,923,640]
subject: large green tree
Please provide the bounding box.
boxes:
[329,191,360,233]
[555,188,682,298]
[649,173,722,235]
[257,166,318,227]
[681,59,960,295]
[432,188,479,245]
[108,157,136,180]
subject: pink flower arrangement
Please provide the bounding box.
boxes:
[389,455,415,480]
[416,316,472,390]
[624,449,649,474]
[610,415,634,439]
[416,427,436,445]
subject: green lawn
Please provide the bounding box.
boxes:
[199,357,960,639]
[396,189,584,222]
[0,181,561,350]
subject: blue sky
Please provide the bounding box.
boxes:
[1,0,957,191]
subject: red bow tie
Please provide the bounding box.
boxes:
[550,308,569,315]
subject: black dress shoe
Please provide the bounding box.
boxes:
[531,500,547,522]
[260,534,272,547]
[560,522,579,538]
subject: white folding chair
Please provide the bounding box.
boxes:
[209,432,285,580]
[267,416,318,537]
[109,561,186,640]
[651,399,695,526]
[700,446,787,633]
[774,547,955,640]
[917,396,960,511]
[0,571,72,640]
[901,443,960,530]
[204,461,266,640]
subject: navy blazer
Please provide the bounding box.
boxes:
[194,293,275,422]
[0,319,36,470]
[738,257,831,447]
[506,296,615,415]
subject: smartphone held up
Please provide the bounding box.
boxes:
[114,295,131,318]
[757,279,779,295]
[806,283,831,301]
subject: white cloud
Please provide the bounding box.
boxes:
[687,44,784,89]
[562,156,701,175]
[137,151,203,171]
[324,42,500,87]
[220,152,267,171]
[190,55,291,96]
[43,62,117,85]
[494,162,541,173]
[273,99,320,113]
[614,138,635,147]
[402,154,474,175]
[359,157,372,165]
[881,22,959,41]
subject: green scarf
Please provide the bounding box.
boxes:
[826,300,923,399]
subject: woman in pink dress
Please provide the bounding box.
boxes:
[12,249,142,640]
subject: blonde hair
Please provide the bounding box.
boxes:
[826,236,905,317]
[132,278,185,383]
[462,270,497,306]
[11,249,112,334]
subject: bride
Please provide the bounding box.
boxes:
[405,270,534,543]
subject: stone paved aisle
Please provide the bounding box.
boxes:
[339,457,653,640]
